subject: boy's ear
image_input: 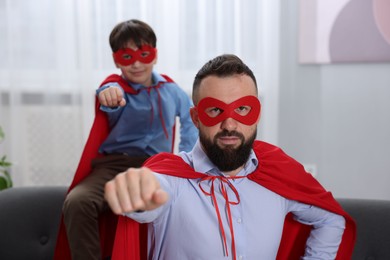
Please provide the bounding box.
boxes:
[190,107,200,128]
[153,48,158,64]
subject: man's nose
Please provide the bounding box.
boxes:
[220,117,238,131]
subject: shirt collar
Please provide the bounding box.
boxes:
[191,139,259,177]
[122,71,166,91]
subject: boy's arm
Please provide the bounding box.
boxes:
[176,89,198,152]
[96,83,126,110]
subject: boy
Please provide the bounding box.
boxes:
[54,19,197,260]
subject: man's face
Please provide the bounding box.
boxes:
[190,74,260,171]
[113,41,157,86]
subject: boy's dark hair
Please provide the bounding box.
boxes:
[192,54,258,104]
[109,19,157,52]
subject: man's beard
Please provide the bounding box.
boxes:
[199,129,257,172]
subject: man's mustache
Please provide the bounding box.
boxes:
[216,130,244,139]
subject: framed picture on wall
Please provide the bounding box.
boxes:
[299,0,390,64]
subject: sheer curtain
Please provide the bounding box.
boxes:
[0,0,280,187]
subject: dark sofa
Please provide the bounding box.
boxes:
[0,186,67,260]
[0,186,389,259]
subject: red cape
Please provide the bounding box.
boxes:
[112,141,356,260]
[54,74,174,260]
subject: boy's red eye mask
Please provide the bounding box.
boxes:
[195,96,261,126]
[113,45,156,66]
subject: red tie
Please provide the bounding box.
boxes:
[199,175,245,260]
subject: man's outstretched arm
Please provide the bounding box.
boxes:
[104,167,169,215]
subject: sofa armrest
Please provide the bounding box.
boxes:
[0,186,67,260]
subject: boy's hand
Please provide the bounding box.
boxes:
[104,167,169,215]
[98,86,126,107]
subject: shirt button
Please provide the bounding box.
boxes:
[237,218,242,224]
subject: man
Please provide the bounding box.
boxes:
[105,54,356,259]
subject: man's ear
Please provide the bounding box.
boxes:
[255,106,262,125]
[112,53,120,68]
[190,107,200,128]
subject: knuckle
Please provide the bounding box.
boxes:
[104,181,113,192]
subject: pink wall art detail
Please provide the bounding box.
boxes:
[299,0,390,64]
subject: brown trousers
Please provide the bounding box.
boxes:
[62,154,149,260]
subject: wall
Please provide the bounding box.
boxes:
[278,1,390,200]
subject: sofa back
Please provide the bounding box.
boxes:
[338,198,390,259]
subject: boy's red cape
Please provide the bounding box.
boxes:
[111,140,356,260]
[53,74,174,260]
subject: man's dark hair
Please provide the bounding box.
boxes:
[109,19,157,52]
[192,54,257,104]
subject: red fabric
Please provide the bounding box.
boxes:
[54,74,173,260]
[112,140,356,260]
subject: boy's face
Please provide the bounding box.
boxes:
[113,41,157,86]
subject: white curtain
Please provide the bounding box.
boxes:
[0,0,280,187]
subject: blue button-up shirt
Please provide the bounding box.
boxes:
[96,71,197,155]
[127,140,345,259]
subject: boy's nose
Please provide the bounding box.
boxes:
[131,60,142,67]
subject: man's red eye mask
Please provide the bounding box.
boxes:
[113,45,156,66]
[195,96,261,126]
